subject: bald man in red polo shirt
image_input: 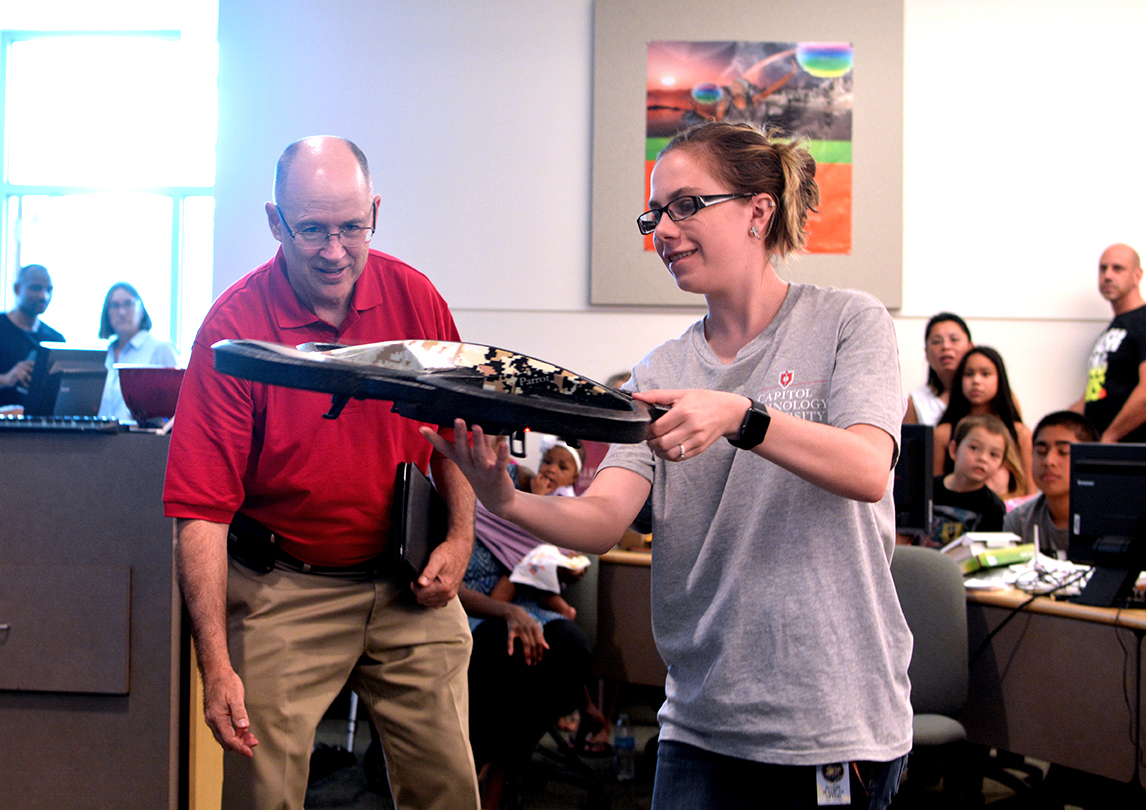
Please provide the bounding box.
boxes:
[164,137,479,810]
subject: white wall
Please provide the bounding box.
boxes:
[897,0,1146,422]
[215,0,1146,426]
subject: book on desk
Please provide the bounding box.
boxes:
[941,532,1033,575]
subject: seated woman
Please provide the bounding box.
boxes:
[933,345,1033,499]
[904,312,973,425]
[461,437,600,808]
[97,282,178,421]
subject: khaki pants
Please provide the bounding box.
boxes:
[221,558,479,810]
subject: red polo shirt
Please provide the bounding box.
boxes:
[163,248,459,566]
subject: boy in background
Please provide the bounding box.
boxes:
[1003,411,1099,558]
[929,414,1009,547]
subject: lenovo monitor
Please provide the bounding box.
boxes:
[1068,442,1146,606]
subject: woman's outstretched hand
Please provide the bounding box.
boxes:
[421,420,518,516]
[635,389,749,462]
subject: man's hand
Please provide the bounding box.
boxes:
[175,519,253,754]
[0,359,33,389]
[412,534,470,607]
[201,664,259,757]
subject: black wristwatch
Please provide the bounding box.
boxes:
[728,399,771,450]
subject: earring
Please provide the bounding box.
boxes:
[749,226,760,239]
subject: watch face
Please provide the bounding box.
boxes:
[732,401,770,449]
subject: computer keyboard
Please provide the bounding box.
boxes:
[0,414,123,433]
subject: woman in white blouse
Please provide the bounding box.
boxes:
[903,311,973,425]
[97,282,178,421]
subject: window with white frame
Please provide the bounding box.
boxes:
[1,24,217,354]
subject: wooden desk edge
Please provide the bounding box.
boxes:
[601,556,1146,628]
[966,587,1146,631]
[601,549,652,567]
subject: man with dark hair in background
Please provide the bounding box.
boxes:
[0,264,64,409]
[1003,410,1099,557]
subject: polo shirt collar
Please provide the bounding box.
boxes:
[270,248,384,334]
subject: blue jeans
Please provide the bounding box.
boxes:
[651,740,908,810]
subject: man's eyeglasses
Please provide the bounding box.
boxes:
[276,204,377,248]
[636,193,755,235]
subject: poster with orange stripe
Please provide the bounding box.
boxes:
[645,41,854,254]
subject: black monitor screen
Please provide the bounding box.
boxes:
[894,424,934,535]
[1068,442,1146,606]
[23,343,108,418]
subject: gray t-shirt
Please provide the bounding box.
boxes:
[1003,494,1067,557]
[602,283,913,766]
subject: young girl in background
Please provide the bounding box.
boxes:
[933,345,1033,498]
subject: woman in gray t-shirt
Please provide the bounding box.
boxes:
[427,121,912,810]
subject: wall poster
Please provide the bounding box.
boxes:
[645,40,854,255]
[591,0,904,309]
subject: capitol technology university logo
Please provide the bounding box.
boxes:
[764,369,830,423]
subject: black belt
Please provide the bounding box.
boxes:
[227,512,390,581]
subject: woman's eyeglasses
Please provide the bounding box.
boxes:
[636,193,755,235]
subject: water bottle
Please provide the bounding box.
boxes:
[613,713,636,781]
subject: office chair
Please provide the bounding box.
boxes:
[890,545,973,805]
[890,546,1046,809]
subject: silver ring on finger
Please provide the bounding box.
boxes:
[678,443,686,460]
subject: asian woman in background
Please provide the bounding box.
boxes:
[903,312,973,425]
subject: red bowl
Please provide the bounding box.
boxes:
[116,365,185,423]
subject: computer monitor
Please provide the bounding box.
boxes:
[894,424,934,535]
[23,343,108,418]
[1068,442,1146,606]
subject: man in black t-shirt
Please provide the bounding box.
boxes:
[1,264,65,409]
[1074,243,1146,443]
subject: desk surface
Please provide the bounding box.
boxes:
[967,586,1146,631]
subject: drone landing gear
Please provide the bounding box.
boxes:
[323,394,352,420]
